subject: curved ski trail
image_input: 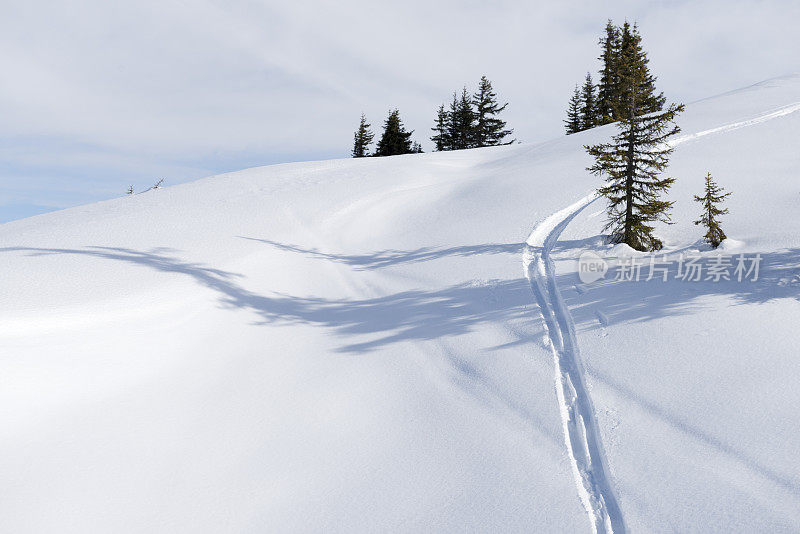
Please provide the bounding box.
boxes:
[523,193,621,534]
[522,101,800,534]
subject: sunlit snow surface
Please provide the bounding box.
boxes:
[2,75,799,532]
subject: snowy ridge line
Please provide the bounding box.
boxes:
[523,193,623,534]
[668,101,800,146]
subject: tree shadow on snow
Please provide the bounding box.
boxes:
[238,236,523,270]
[551,239,800,333]
[1,243,563,448]
[0,244,533,354]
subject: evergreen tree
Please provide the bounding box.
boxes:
[412,141,424,153]
[580,72,597,130]
[431,104,451,151]
[587,24,684,251]
[446,92,460,150]
[448,87,476,150]
[564,84,582,134]
[694,172,731,248]
[374,109,415,157]
[616,22,665,115]
[352,113,374,158]
[472,75,514,146]
[596,20,621,125]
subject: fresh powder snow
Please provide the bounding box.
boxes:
[2,75,800,532]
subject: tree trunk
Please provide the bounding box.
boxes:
[624,119,635,247]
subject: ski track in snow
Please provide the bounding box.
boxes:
[521,101,800,534]
[524,193,620,534]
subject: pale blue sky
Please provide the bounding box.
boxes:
[1,0,798,222]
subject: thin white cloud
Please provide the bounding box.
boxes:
[1,0,798,217]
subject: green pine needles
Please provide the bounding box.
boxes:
[694,172,731,248]
[352,113,374,158]
[353,76,512,156]
[352,110,420,158]
[431,76,514,151]
[564,84,582,134]
[586,22,684,251]
[473,76,514,147]
[580,73,597,131]
[374,109,416,157]
[566,73,597,134]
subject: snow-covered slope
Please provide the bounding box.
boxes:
[2,75,799,533]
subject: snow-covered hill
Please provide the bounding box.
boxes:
[2,75,799,533]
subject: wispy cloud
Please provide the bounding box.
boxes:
[1,0,798,220]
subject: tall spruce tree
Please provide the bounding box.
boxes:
[431,104,451,151]
[596,20,621,125]
[580,72,597,130]
[472,75,514,146]
[587,23,684,251]
[352,113,374,158]
[694,172,731,248]
[617,22,665,115]
[374,109,415,157]
[448,87,476,150]
[565,84,582,134]
[446,92,460,150]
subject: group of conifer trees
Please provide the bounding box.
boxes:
[565,21,667,135]
[430,76,514,151]
[352,111,422,158]
[351,76,513,158]
[577,20,730,251]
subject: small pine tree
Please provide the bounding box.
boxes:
[431,104,451,151]
[580,72,597,130]
[587,23,684,251]
[411,141,424,153]
[564,84,582,134]
[352,113,374,157]
[449,87,476,150]
[694,172,731,248]
[374,109,415,156]
[127,185,134,195]
[472,75,514,147]
[596,20,621,125]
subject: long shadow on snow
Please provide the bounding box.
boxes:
[554,240,800,330]
[238,237,523,270]
[0,245,533,354]
[548,238,800,495]
[1,244,562,448]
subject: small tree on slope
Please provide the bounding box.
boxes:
[352,114,374,157]
[374,109,415,157]
[694,172,731,248]
[472,76,514,146]
[586,22,684,251]
[564,84,582,135]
